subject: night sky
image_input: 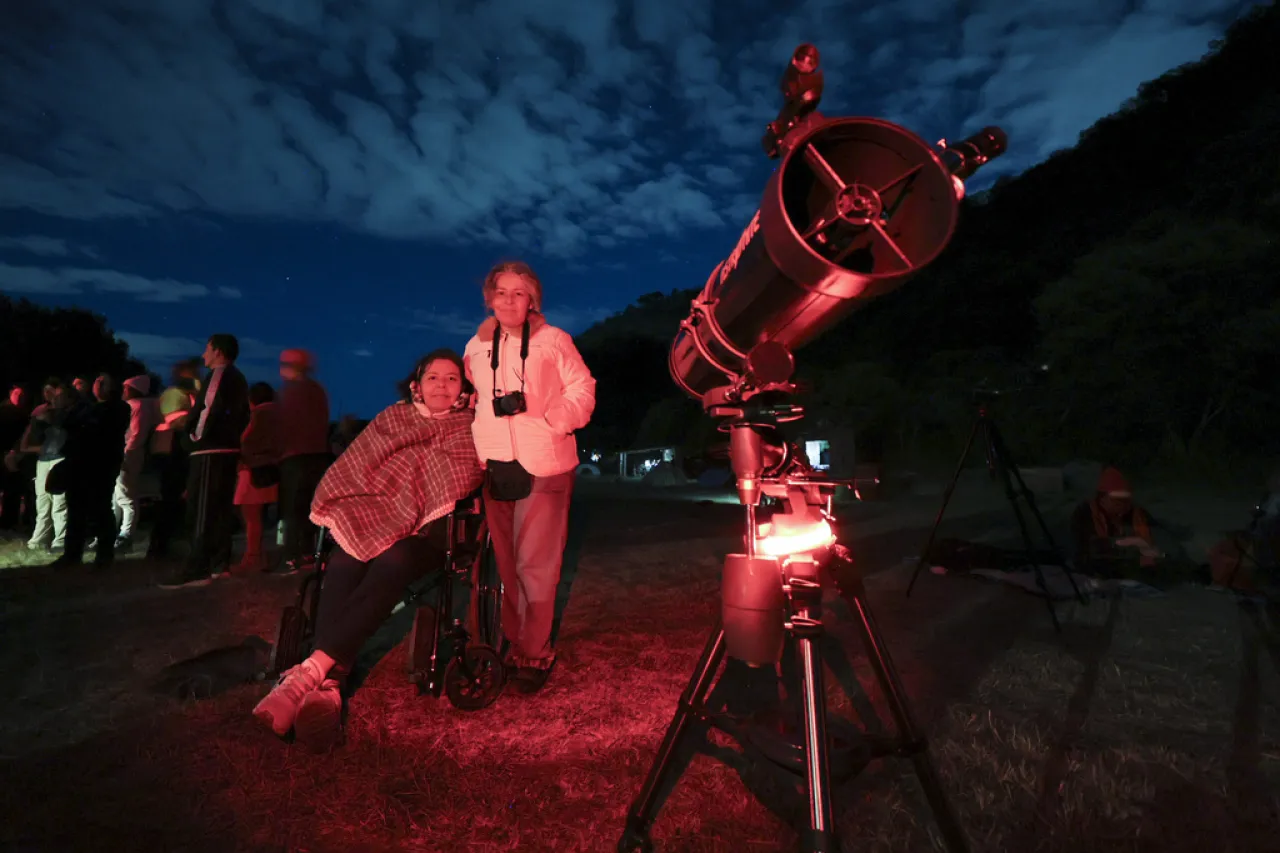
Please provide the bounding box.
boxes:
[0,0,1262,417]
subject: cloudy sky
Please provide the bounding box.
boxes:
[0,0,1261,416]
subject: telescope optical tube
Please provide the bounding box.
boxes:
[670,116,1006,400]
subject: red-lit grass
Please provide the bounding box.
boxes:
[1,499,1277,852]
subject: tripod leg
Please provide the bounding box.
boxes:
[790,591,837,851]
[835,568,971,852]
[985,425,1065,632]
[1022,488,1088,606]
[620,624,727,852]
[992,427,1087,605]
[907,416,982,597]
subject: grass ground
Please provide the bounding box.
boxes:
[1,482,1277,852]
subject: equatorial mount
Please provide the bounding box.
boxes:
[619,341,970,853]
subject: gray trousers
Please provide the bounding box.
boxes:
[483,470,574,668]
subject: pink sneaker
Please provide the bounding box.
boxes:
[253,660,323,736]
[293,679,344,752]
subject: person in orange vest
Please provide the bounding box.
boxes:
[1070,466,1162,575]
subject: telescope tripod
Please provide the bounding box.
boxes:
[619,414,969,853]
[905,404,1088,632]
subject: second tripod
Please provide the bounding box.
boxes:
[906,402,1088,631]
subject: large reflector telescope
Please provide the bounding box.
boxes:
[670,117,1006,400]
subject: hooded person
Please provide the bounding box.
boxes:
[113,374,162,551]
[1070,466,1162,574]
[462,260,596,694]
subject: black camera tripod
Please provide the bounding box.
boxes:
[619,383,969,853]
[905,400,1088,632]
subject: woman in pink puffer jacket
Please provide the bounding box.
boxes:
[463,260,596,694]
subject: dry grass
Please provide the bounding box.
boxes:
[1,490,1278,853]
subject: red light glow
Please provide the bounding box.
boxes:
[755,518,836,557]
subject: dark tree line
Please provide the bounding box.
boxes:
[576,1,1280,478]
[0,296,146,394]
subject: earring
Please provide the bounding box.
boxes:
[412,388,424,404]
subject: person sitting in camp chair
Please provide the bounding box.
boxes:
[252,349,482,750]
[1070,466,1166,576]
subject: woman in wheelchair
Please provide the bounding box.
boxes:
[253,349,483,748]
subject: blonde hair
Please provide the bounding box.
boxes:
[482,260,543,313]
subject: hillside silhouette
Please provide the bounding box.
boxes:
[0,296,146,394]
[575,1,1280,475]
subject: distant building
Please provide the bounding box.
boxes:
[616,446,676,479]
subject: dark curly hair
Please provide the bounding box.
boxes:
[397,348,472,404]
[248,382,275,406]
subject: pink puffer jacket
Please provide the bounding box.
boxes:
[462,314,596,478]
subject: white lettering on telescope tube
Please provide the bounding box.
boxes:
[719,209,761,286]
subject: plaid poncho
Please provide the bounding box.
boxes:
[310,403,483,562]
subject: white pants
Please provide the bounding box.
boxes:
[113,451,145,540]
[28,458,68,550]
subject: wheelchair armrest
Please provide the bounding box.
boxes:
[454,492,483,516]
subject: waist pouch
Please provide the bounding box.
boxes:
[485,459,533,502]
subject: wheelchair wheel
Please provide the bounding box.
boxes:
[474,532,503,648]
[444,646,505,710]
[270,605,310,675]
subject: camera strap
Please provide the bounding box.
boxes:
[489,317,530,401]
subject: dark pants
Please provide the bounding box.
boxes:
[314,527,446,671]
[148,448,189,557]
[184,452,239,575]
[64,468,119,563]
[280,453,330,562]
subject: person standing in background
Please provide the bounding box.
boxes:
[159,334,249,589]
[147,359,201,559]
[233,382,282,574]
[113,375,161,552]
[1,384,33,535]
[276,348,331,573]
[52,374,131,567]
[23,379,73,553]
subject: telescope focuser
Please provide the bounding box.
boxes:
[762,44,824,158]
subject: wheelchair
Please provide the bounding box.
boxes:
[267,489,506,710]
